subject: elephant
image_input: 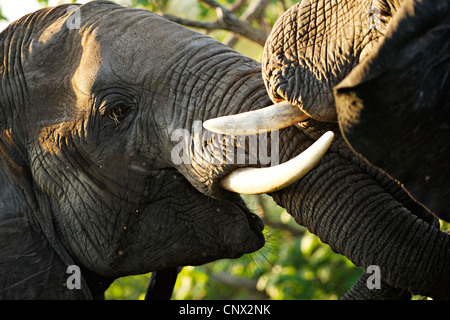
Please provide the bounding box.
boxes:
[207,0,450,299]
[334,0,450,222]
[0,0,449,300]
[0,1,271,299]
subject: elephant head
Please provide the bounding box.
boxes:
[0,1,271,299]
[262,0,402,122]
[334,0,450,222]
[207,0,450,299]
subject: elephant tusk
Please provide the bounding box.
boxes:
[220,131,334,194]
[203,101,309,135]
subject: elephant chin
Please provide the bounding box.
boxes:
[203,102,334,194]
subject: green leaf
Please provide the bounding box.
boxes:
[0,9,7,22]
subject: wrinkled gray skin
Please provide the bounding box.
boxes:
[334,0,450,222]
[0,1,449,300]
[263,0,402,122]
[262,0,449,299]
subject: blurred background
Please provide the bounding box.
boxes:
[1,0,446,300]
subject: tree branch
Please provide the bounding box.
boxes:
[162,14,221,31]
[229,0,248,14]
[224,0,271,47]
[241,0,271,22]
[208,272,269,299]
[162,0,269,47]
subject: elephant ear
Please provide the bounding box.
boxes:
[1,104,97,299]
[334,0,450,221]
[0,127,89,299]
[0,9,94,299]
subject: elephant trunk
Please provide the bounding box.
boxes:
[340,273,411,300]
[155,35,334,197]
[261,0,403,123]
[270,127,450,299]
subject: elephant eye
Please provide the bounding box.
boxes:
[108,103,133,125]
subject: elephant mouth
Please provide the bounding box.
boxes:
[230,198,266,255]
[203,102,334,194]
[236,198,265,235]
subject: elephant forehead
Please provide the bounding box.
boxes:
[89,8,213,84]
[37,15,66,46]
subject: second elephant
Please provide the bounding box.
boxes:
[335,0,450,222]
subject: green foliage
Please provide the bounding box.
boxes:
[0,9,7,22]
[105,274,150,300]
[37,0,77,6]
[441,220,450,232]
[128,0,171,12]
[37,0,49,7]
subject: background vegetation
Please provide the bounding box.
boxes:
[1,0,447,300]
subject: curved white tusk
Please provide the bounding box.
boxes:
[220,131,334,194]
[203,101,309,135]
